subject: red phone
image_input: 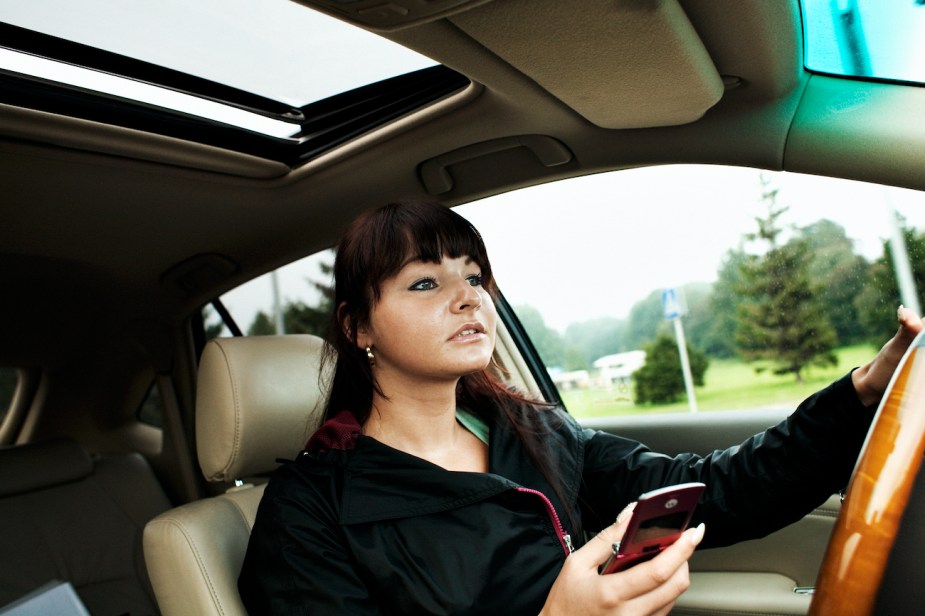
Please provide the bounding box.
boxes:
[600,482,705,574]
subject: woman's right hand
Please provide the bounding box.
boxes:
[539,509,705,616]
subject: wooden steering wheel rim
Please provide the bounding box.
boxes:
[810,332,925,616]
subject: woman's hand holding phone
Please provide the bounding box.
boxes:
[539,499,706,616]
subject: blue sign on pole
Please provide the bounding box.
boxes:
[662,288,681,319]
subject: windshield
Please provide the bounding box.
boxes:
[802,0,925,84]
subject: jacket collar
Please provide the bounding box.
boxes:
[341,435,517,523]
[303,408,578,526]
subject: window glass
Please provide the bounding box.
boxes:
[456,166,925,418]
[802,0,925,84]
[137,380,165,428]
[0,367,19,424]
[219,249,335,338]
[0,0,435,109]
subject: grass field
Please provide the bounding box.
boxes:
[562,344,877,419]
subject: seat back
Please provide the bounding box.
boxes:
[143,335,330,616]
[0,438,171,615]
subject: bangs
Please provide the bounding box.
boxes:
[398,207,488,267]
[361,202,494,300]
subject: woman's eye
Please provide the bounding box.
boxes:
[467,273,483,287]
[409,278,437,291]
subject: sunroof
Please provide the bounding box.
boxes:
[0,0,467,165]
[802,0,925,85]
[0,0,436,108]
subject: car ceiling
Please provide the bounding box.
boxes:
[2,0,925,368]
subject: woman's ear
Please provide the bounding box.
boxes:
[354,322,372,350]
[338,301,371,349]
[337,301,355,342]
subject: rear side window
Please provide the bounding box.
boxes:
[218,250,334,338]
[137,380,165,429]
[0,367,19,424]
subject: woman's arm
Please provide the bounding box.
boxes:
[578,308,924,548]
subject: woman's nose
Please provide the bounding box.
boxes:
[452,278,482,312]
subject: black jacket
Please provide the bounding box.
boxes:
[239,373,871,615]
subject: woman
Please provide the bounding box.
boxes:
[238,201,923,615]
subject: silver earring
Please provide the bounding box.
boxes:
[366,345,375,367]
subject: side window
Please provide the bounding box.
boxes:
[0,367,19,424]
[457,165,924,419]
[137,380,165,428]
[217,249,335,338]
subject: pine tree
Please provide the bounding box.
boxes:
[735,177,837,383]
[700,249,747,358]
[796,219,869,345]
[247,253,335,337]
[247,311,277,336]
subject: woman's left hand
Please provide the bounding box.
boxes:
[852,306,925,407]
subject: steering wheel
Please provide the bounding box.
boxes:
[810,332,925,615]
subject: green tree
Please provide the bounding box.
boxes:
[286,255,336,336]
[514,304,565,368]
[855,224,925,344]
[247,311,277,336]
[676,282,719,356]
[796,219,869,345]
[622,290,671,351]
[736,182,837,383]
[633,334,708,405]
[284,302,330,336]
[563,317,626,367]
[247,254,335,337]
[697,249,747,358]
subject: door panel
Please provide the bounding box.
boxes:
[582,411,838,615]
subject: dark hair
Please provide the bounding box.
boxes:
[321,201,569,516]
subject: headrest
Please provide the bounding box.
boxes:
[0,438,93,497]
[196,335,331,482]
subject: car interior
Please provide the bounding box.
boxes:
[2,0,924,614]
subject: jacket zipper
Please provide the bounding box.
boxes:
[516,487,573,555]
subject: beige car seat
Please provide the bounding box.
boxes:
[0,438,171,615]
[143,335,330,616]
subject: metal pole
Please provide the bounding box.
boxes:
[887,206,922,316]
[672,316,699,413]
[271,270,285,334]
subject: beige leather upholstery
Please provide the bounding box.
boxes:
[674,572,812,615]
[0,438,170,616]
[144,335,330,616]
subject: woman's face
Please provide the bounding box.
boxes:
[358,254,497,385]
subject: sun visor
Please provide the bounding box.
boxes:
[450,0,724,129]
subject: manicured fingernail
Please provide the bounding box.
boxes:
[689,523,705,546]
[616,502,637,525]
[899,305,906,324]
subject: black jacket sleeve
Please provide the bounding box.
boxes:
[238,462,382,615]
[577,372,874,548]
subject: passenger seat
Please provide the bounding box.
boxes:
[0,438,171,616]
[143,334,329,616]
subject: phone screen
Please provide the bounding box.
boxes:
[633,511,689,542]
